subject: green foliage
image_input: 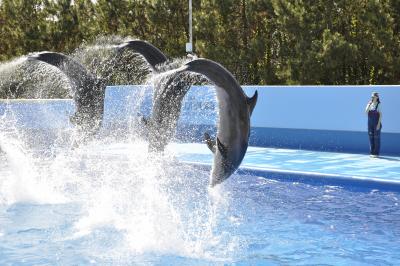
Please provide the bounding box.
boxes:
[1,0,399,92]
[271,0,400,85]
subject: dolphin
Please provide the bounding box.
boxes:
[117,40,168,72]
[177,58,258,186]
[117,40,200,152]
[28,52,106,136]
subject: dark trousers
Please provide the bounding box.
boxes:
[368,121,381,155]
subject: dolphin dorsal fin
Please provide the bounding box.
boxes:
[204,132,216,153]
[246,90,258,116]
[217,137,228,157]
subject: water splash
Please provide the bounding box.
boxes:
[0,134,67,205]
[72,35,151,85]
[0,115,240,260]
[0,38,242,262]
[53,139,239,260]
[0,56,71,99]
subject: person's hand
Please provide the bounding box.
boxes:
[376,124,381,130]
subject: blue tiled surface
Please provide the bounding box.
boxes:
[168,143,400,185]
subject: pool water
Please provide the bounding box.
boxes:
[0,137,399,265]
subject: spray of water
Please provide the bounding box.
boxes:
[0,134,67,205]
[0,56,71,99]
[0,38,244,261]
[72,35,151,85]
[0,131,240,260]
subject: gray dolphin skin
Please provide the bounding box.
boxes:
[28,52,106,136]
[118,40,197,152]
[117,40,168,71]
[178,58,258,186]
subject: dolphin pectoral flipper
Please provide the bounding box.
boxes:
[247,90,258,116]
[140,116,150,126]
[69,114,78,125]
[136,114,150,132]
[216,137,228,157]
[204,132,216,153]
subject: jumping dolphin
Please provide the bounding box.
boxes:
[177,58,258,186]
[117,40,168,72]
[117,40,200,152]
[28,52,106,136]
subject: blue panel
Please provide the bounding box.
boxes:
[103,85,152,125]
[242,85,400,133]
[247,127,400,155]
[0,100,74,129]
[178,86,217,125]
[1,85,399,155]
[174,124,400,156]
[171,85,400,155]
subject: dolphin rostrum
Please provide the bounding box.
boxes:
[117,40,201,152]
[177,58,258,186]
[28,52,106,136]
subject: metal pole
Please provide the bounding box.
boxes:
[189,0,192,46]
[186,0,193,53]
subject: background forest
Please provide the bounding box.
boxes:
[1,0,399,90]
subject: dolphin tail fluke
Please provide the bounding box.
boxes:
[28,52,67,66]
[28,52,92,88]
[28,52,88,74]
[247,90,258,116]
[117,40,168,70]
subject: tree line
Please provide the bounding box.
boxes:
[1,0,399,86]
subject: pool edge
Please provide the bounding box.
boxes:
[179,161,400,191]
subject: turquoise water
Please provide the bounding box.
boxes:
[0,140,399,265]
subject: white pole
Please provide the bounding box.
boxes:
[186,0,193,53]
[189,0,192,45]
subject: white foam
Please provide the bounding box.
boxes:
[0,54,242,260]
[52,138,239,260]
[0,135,67,205]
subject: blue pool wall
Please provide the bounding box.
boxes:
[103,85,400,155]
[0,85,399,155]
[242,85,400,155]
